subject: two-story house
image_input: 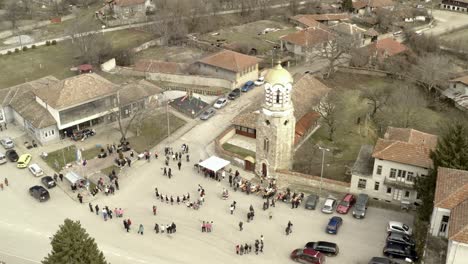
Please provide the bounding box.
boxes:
[280,26,335,62]
[350,127,438,204]
[430,167,468,264]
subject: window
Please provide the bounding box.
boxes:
[389,168,396,178]
[276,91,280,103]
[358,179,367,189]
[265,120,270,125]
[376,165,382,175]
[404,191,410,198]
[440,216,450,233]
[407,172,414,182]
[264,138,269,153]
[284,120,289,126]
[374,182,380,191]
[386,187,392,194]
[397,170,407,179]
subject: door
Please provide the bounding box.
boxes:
[244,160,254,172]
[393,189,403,201]
[262,163,267,177]
[439,215,449,237]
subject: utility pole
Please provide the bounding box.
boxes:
[318,146,330,197]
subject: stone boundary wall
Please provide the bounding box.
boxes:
[186,39,222,53]
[337,66,389,77]
[132,38,163,53]
[276,169,351,193]
[214,127,246,168]
[0,14,76,40]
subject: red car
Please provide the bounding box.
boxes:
[291,248,325,264]
[336,193,355,214]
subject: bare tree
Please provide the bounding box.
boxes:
[412,54,453,92]
[151,0,188,45]
[5,2,23,30]
[314,91,341,141]
[288,0,300,15]
[359,84,392,118]
[375,9,396,32]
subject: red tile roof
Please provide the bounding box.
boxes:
[295,111,320,144]
[449,200,468,244]
[197,50,261,73]
[353,0,368,9]
[435,167,468,209]
[366,38,408,57]
[281,27,334,47]
[451,75,468,86]
[372,127,437,168]
[290,15,322,28]
[306,13,351,21]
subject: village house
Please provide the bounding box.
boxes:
[360,37,408,63]
[442,75,468,112]
[107,0,153,19]
[294,13,351,26]
[440,0,468,12]
[366,0,396,12]
[329,22,367,46]
[280,27,335,61]
[350,127,438,205]
[195,49,261,88]
[430,167,468,264]
[289,15,328,29]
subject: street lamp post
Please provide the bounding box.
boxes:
[318,146,330,197]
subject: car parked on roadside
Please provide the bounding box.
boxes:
[304,194,319,210]
[29,185,50,202]
[241,81,255,92]
[5,149,19,162]
[17,153,32,168]
[305,241,339,256]
[326,216,343,234]
[0,152,7,165]
[254,76,265,86]
[213,98,227,109]
[28,163,44,177]
[387,221,413,236]
[290,248,325,264]
[368,257,398,264]
[200,108,216,120]
[321,196,337,214]
[0,137,14,149]
[336,193,355,214]
[383,242,418,262]
[352,193,369,219]
[228,88,241,100]
[41,176,56,189]
[386,232,416,248]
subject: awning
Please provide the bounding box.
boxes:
[244,156,255,163]
[65,171,84,185]
[198,156,230,172]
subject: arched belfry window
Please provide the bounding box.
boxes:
[276,91,280,103]
[264,138,270,153]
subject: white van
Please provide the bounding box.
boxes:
[0,152,6,164]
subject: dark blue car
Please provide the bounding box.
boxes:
[326,216,343,234]
[241,81,255,92]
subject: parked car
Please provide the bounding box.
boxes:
[41,176,56,189]
[304,194,319,210]
[368,257,398,264]
[28,163,44,177]
[336,193,355,214]
[352,193,369,219]
[0,152,7,164]
[383,242,418,262]
[290,248,325,264]
[5,149,19,162]
[228,88,241,100]
[29,185,50,202]
[254,76,265,86]
[72,129,96,141]
[305,241,339,256]
[17,153,32,168]
[213,98,228,109]
[326,216,343,234]
[200,108,216,120]
[386,232,416,248]
[321,196,337,214]
[0,137,14,149]
[387,221,413,236]
[241,81,255,92]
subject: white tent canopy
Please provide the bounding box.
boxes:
[198,156,230,172]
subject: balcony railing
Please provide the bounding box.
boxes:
[384,178,415,190]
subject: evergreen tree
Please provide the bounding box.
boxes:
[341,0,353,12]
[415,121,468,221]
[43,219,108,264]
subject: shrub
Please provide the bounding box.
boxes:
[22,46,28,51]
[32,45,36,49]
[14,48,20,53]
[7,51,12,55]
[46,41,51,46]
[51,40,57,45]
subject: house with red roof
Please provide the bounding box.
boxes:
[107,0,152,19]
[280,26,335,61]
[351,127,437,205]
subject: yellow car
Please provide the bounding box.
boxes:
[17,154,32,168]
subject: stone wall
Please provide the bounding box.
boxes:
[337,66,389,77]
[214,127,246,168]
[275,169,351,193]
[186,39,222,53]
[0,14,75,40]
[146,72,235,89]
[132,38,163,53]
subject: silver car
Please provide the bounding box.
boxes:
[0,137,14,149]
[200,108,216,120]
[321,196,337,214]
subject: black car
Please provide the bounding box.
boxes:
[5,149,19,162]
[386,232,416,248]
[228,88,241,100]
[305,194,319,210]
[29,185,50,202]
[72,129,96,141]
[383,242,418,262]
[305,241,339,256]
[41,176,56,189]
[368,257,397,264]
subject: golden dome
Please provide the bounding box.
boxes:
[264,62,293,86]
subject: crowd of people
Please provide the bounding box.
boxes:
[236,235,264,255]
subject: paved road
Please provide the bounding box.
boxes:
[0,85,413,264]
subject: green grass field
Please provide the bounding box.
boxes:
[43,145,78,172]
[222,143,256,158]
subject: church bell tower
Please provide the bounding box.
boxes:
[255,62,295,178]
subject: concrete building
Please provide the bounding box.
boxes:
[280,26,335,61]
[430,167,468,264]
[108,0,152,19]
[440,0,468,13]
[255,63,296,178]
[442,75,468,111]
[329,22,367,46]
[196,50,261,88]
[350,127,438,205]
